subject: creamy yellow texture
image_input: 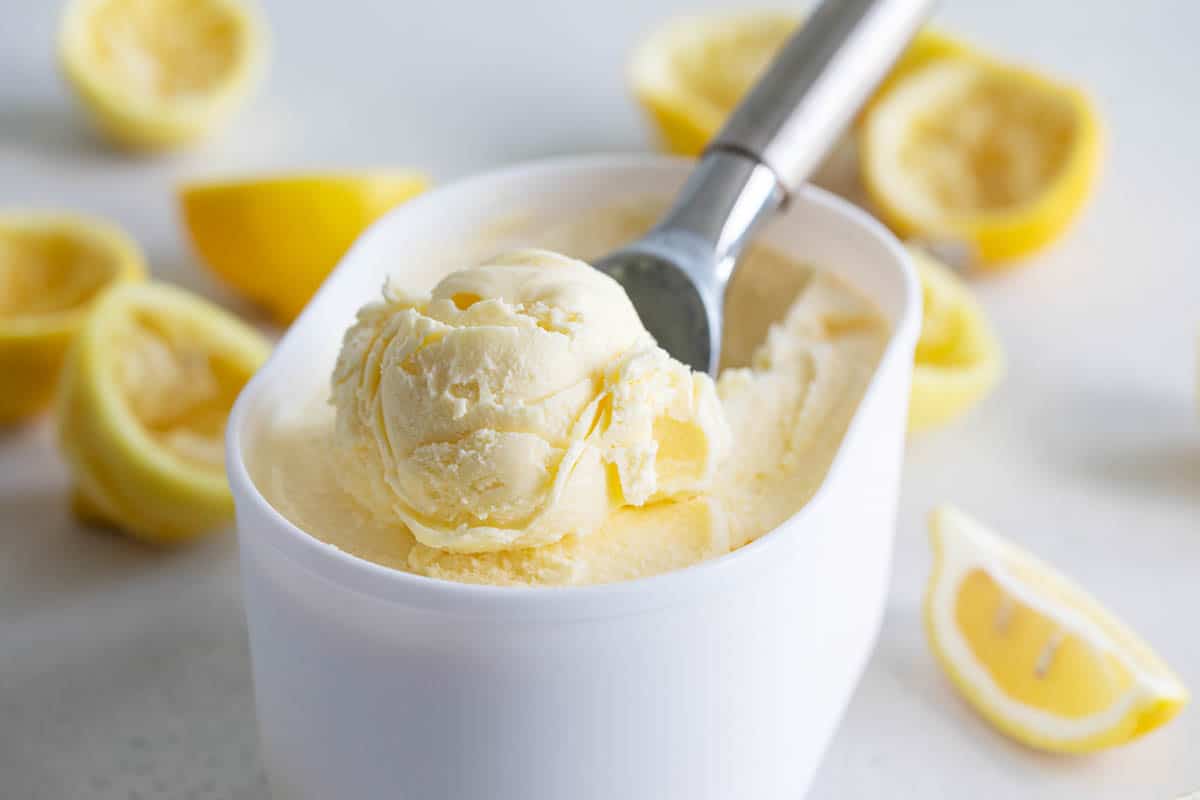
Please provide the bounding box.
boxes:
[330,249,728,553]
[249,208,888,586]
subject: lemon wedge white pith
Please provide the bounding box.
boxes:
[0,213,145,424]
[57,281,270,543]
[926,506,1188,753]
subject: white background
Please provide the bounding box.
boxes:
[1,0,1198,797]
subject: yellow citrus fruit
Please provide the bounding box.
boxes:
[179,172,428,323]
[908,246,1003,431]
[59,0,267,151]
[869,27,974,110]
[56,281,270,543]
[926,505,1188,753]
[629,12,971,156]
[0,213,145,424]
[861,58,1102,264]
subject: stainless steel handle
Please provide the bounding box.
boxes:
[710,0,935,194]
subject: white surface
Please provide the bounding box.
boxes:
[229,157,917,800]
[0,0,1196,798]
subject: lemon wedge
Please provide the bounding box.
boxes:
[59,0,267,150]
[926,505,1188,753]
[908,246,1003,431]
[861,58,1101,264]
[0,213,145,424]
[57,281,270,543]
[629,12,970,156]
[179,172,428,323]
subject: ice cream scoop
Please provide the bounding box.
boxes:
[596,0,932,374]
[330,249,728,553]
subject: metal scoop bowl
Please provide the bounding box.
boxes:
[595,0,933,374]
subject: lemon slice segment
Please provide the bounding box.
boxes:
[926,506,1188,753]
[179,172,428,323]
[862,59,1101,263]
[908,246,1003,431]
[629,12,970,156]
[0,213,145,424]
[57,281,270,543]
[59,0,267,150]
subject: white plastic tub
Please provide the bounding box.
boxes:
[226,154,920,800]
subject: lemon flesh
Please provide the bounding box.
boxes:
[59,0,266,150]
[926,506,1188,753]
[862,59,1101,263]
[179,172,428,323]
[0,213,145,424]
[57,281,270,543]
[630,12,970,156]
[908,247,1003,431]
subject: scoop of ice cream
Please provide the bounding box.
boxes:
[331,249,729,553]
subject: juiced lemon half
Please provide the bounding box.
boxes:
[57,282,270,543]
[179,172,428,323]
[629,12,970,156]
[59,0,267,150]
[0,213,145,424]
[926,506,1188,753]
[908,246,1003,431]
[861,58,1101,263]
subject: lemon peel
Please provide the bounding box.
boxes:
[861,58,1101,263]
[907,246,1003,431]
[0,212,145,424]
[179,172,428,323]
[59,0,267,150]
[926,506,1188,753]
[56,281,270,543]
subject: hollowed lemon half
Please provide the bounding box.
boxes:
[59,0,267,150]
[179,172,428,323]
[861,58,1101,264]
[57,281,270,543]
[0,213,145,424]
[908,246,1003,431]
[629,12,971,156]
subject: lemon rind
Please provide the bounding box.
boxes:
[628,12,799,156]
[0,212,145,423]
[57,281,270,542]
[0,211,146,339]
[907,250,1004,431]
[862,57,1103,264]
[58,0,268,150]
[178,170,430,201]
[926,505,1188,753]
[177,172,429,322]
[629,14,974,157]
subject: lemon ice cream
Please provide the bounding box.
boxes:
[330,249,728,553]
[250,207,888,585]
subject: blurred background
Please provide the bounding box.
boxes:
[1,0,1197,798]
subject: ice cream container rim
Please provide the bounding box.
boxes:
[226,153,920,620]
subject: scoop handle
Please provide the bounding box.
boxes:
[710,0,935,194]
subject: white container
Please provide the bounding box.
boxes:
[226,155,920,800]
